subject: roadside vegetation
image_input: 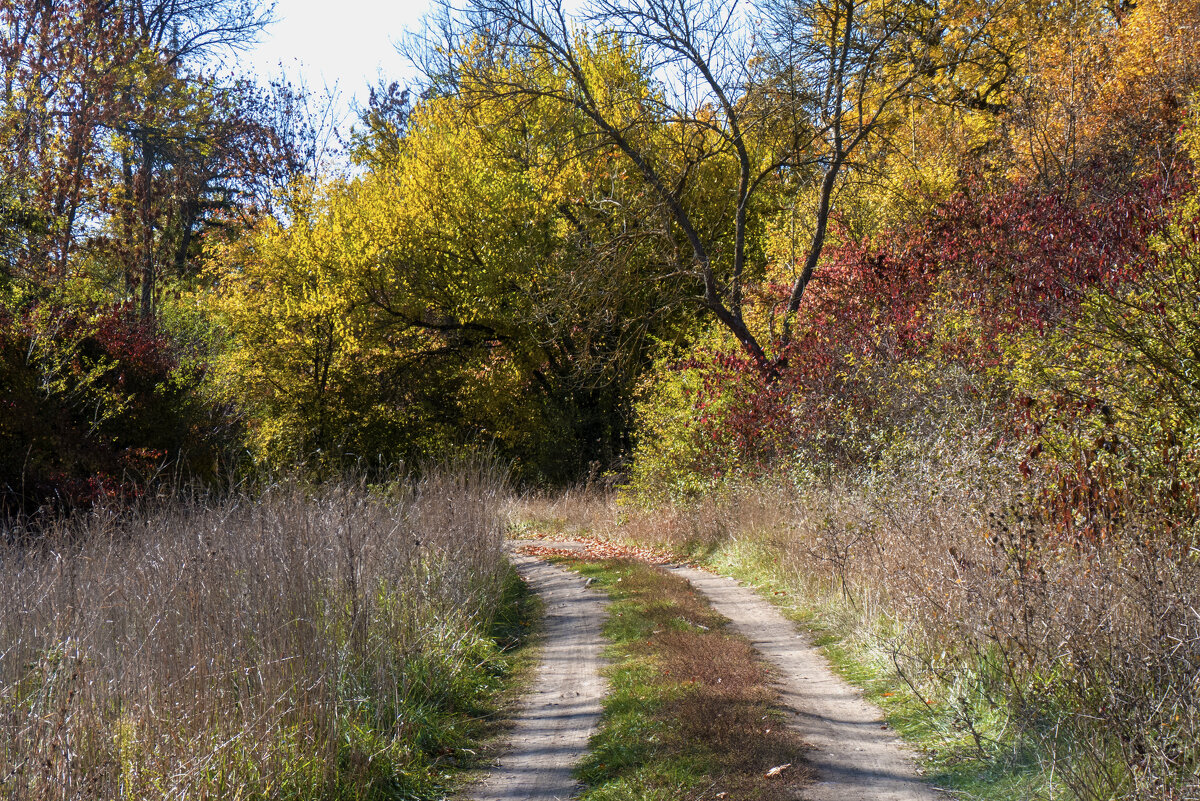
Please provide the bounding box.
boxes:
[0,464,531,801]
[514,452,1200,801]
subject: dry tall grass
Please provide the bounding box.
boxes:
[520,448,1200,800]
[0,464,509,800]
[664,469,1200,801]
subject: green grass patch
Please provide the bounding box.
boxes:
[327,561,544,800]
[419,562,544,796]
[282,564,542,801]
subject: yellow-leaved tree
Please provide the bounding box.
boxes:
[206,38,701,477]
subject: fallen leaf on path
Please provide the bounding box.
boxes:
[517,538,676,564]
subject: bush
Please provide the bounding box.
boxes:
[0,296,227,516]
[1010,208,1200,546]
[625,171,1175,503]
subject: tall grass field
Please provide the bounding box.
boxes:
[1,464,513,800]
[516,452,1200,801]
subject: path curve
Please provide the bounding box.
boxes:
[469,547,608,801]
[667,565,940,801]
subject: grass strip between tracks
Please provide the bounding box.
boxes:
[554,557,814,801]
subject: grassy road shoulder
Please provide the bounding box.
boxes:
[678,539,1053,801]
[441,562,544,796]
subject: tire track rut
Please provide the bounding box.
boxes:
[468,548,607,801]
[668,565,940,801]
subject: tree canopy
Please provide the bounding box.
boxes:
[4,0,1200,497]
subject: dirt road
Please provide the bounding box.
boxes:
[668,565,940,801]
[475,544,936,801]
[468,548,608,801]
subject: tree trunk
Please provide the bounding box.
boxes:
[138,141,156,320]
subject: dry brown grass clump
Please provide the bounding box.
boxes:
[595,561,814,799]
[603,448,1200,801]
[507,485,620,539]
[508,484,720,548]
[0,464,509,800]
